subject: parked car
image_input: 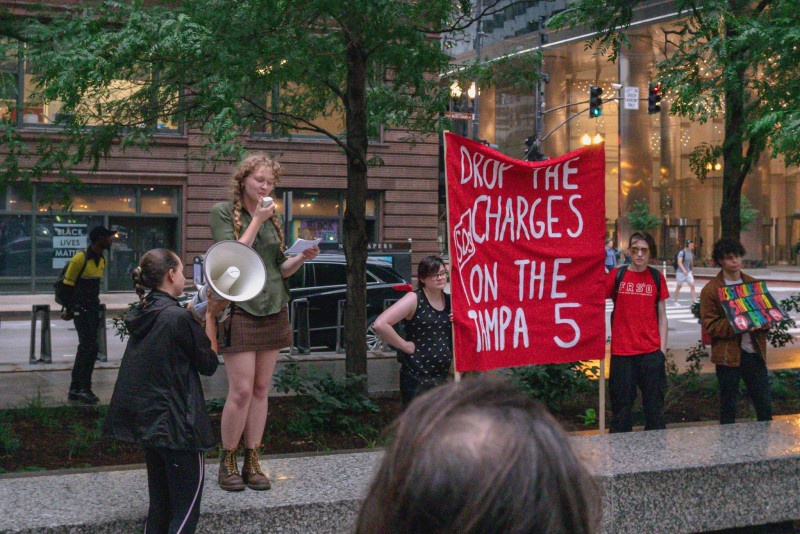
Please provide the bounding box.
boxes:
[181,254,411,352]
[286,254,412,351]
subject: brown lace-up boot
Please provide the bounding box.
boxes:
[242,448,271,490]
[218,449,245,492]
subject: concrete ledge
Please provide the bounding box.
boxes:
[2,418,799,533]
[572,418,800,532]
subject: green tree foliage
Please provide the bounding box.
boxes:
[551,0,800,240]
[625,200,661,232]
[0,0,538,376]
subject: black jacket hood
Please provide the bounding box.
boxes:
[125,289,178,338]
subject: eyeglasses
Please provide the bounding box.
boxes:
[432,271,449,280]
[629,246,650,255]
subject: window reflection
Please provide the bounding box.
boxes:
[0,215,31,276]
[141,186,177,214]
[70,186,136,213]
[9,46,179,132]
[4,186,33,212]
[342,196,376,216]
[292,193,338,216]
[37,216,103,276]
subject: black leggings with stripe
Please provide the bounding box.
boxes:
[143,447,205,534]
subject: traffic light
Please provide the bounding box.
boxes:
[523,136,547,161]
[648,82,662,114]
[589,86,603,118]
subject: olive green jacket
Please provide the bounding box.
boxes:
[209,201,289,316]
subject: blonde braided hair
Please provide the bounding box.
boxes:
[229,154,285,249]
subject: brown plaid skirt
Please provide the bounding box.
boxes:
[217,306,292,354]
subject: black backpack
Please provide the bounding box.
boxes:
[54,250,88,307]
[610,265,661,324]
[672,250,684,270]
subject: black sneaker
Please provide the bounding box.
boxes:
[70,389,100,405]
[68,388,81,401]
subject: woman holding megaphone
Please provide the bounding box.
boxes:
[210,154,319,491]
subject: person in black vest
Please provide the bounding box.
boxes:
[373,255,452,406]
[63,225,114,405]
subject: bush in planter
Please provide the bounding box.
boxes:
[272,362,378,434]
[504,362,596,413]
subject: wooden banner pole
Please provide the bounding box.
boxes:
[443,132,459,383]
[598,356,606,435]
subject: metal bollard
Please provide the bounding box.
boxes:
[290,298,311,356]
[29,305,52,364]
[96,304,108,362]
[335,299,347,354]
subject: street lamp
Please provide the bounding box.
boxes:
[450,81,462,99]
[467,82,477,100]
[581,133,604,146]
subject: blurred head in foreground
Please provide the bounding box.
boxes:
[356,376,598,534]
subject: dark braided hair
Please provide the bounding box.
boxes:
[229,153,285,249]
[131,248,181,306]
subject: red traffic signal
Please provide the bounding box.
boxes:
[648,82,662,114]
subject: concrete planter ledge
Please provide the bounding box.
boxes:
[572,418,800,532]
[1,418,799,533]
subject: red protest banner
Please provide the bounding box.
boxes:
[444,133,606,372]
[717,281,789,334]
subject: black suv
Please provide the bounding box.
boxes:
[286,254,412,350]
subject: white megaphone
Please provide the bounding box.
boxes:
[202,240,267,302]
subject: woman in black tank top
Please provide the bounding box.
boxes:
[373,256,452,406]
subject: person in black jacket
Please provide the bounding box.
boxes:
[104,248,226,534]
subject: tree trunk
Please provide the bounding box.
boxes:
[343,31,369,378]
[719,4,749,240]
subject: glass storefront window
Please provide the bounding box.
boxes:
[0,215,31,276]
[34,215,104,276]
[13,49,180,132]
[0,41,17,125]
[0,184,181,292]
[141,186,178,214]
[71,185,136,213]
[22,59,64,126]
[258,83,345,138]
[4,186,33,212]
[342,195,377,216]
[292,191,338,217]
[284,190,379,245]
[292,219,339,243]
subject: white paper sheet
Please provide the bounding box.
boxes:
[284,238,322,255]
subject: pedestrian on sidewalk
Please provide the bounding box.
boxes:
[604,237,618,273]
[104,248,226,534]
[373,255,452,407]
[700,237,772,425]
[605,231,669,433]
[673,239,697,305]
[63,225,114,405]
